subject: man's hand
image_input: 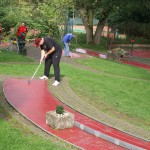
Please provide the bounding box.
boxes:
[40,50,45,64]
[40,57,44,64]
[44,53,48,59]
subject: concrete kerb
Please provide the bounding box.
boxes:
[75,121,146,150]
[115,44,150,48]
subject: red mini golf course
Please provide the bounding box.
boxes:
[3,78,150,150]
[132,50,150,59]
[75,48,150,70]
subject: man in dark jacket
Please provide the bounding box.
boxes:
[34,36,62,86]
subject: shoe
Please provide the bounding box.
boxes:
[52,80,60,86]
[39,75,48,80]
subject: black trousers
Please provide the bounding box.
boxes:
[17,36,26,54]
[44,52,61,82]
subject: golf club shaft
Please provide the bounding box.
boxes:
[30,63,41,81]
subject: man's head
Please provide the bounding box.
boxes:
[21,22,26,26]
[34,38,44,47]
[70,33,75,38]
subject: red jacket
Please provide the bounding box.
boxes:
[17,25,28,38]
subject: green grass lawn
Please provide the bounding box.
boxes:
[0,49,150,146]
[75,57,150,80]
[0,119,67,150]
[0,112,71,150]
[0,50,34,62]
[60,62,150,130]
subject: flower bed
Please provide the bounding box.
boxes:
[107,47,130,60]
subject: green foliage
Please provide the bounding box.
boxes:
[56,105,64,114]
[0,0,74,39]
[72,32,107,52]
[28,0,74,38]
[94,0,120,21]
[108,0,150,24]
[108,0,150,38]
[75,33,86,44]
[117,22,150,39]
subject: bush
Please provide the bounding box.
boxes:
[70,32,107,52]
[107,47,130,60]
[56,105,64,115]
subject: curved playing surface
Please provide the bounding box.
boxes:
[3,78,149,150]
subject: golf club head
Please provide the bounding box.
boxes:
[28,80,31,85]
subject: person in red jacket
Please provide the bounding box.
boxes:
[17,22,28,54]
[17,22,28,38]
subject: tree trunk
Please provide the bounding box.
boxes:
[93,19,106,45]
[79,8,93,44]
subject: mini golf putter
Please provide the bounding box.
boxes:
[27,63,41,85]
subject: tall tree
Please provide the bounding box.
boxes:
[73,0,94,44]
[73,0,150,44]
[93,0,119,45]
[73,0,121,45]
